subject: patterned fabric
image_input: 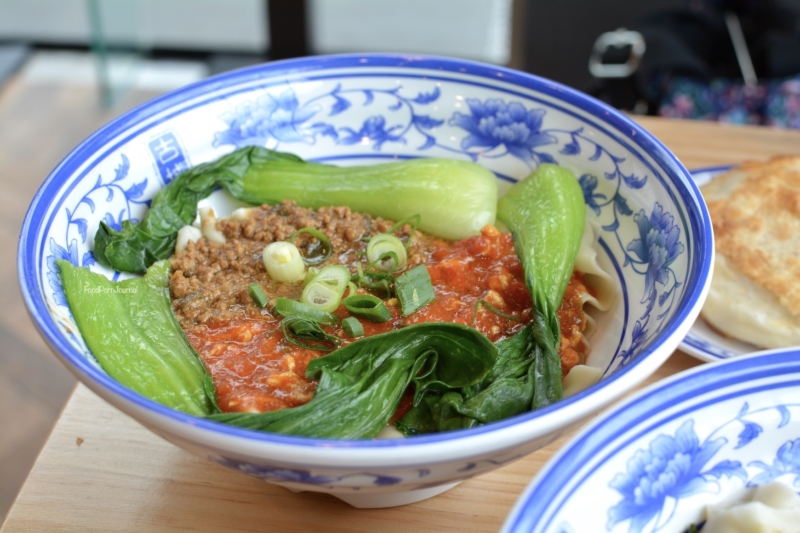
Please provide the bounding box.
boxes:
[659,75,800,128]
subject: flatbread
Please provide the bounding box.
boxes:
[700,156,800,348]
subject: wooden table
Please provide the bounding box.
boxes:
[4,117,800,533]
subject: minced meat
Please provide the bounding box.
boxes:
[169,200,442,330]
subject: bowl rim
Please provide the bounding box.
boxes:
[501,346,800,533]
[18,52,713,452]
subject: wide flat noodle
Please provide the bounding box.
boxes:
[574,219,615,311]
[573,219,615,343]
[704,156,800,316]
[562,364,602,397]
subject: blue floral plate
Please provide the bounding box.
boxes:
[502,347,800,533]
[679,166,758,362]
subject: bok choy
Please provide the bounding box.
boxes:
[396,164,585,434]
[210,323,496,438]
[496,164,585,407]
[59,259,496,438]
[94,147,497,274]
[58,260,215,416]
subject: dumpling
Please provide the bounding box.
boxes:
[703,481,800,533]
[700,157,800,348]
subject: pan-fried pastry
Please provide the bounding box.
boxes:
[700,156,800,349]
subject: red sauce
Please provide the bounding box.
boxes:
[186,226,588,413]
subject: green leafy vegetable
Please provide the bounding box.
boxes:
[496,164,585,409]
[57,260,214,416]
[93,147,264,273]
[208,323,497,439]
[76,153,588,439]
[396,324,538,434]
[94,146,497,273]
[280,315,341,351]
[396,164,585,435]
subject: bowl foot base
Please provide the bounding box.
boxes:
[285,481,461,508]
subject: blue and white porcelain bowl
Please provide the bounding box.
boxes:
[502,348,800,533]
[18,54,712,508]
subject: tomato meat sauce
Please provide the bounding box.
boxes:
[181,229,589,415]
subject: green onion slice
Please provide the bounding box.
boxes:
[366,234,407,272]
[288,227,333,265]
[469,299,521,326]
[248,283,269,308]
[352,264,392,296]
[344,294,392,323]
[341,317,364,338]
[273,297,338,326]
[280,316,341,351]
[395,265,436,317]
[343,281,358,299]
[387,214,421,249]
[309,264,351,290]
[302,267,320,287]
[301,265,351,312]
[262,241,305,282]
[302,282,341,313]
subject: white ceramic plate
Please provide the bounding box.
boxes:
[502,347,800,533]
[679,166,759,362]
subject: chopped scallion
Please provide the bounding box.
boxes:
[308,265,351,291]
[248,283,269,308]
[352,264,392,296]
[302,267,320,287]
[302,282,342,313]
[469,299,521,326]
[274,297,338,326]
[341,317,364,338]
[344,281,358,299]
[288,227,333,265]
[301,265,351,312]
[262,241,305,282]
[387,214,421,249]
[395,265,435,317]
[344,294,392,323]
[366,234,407,272]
